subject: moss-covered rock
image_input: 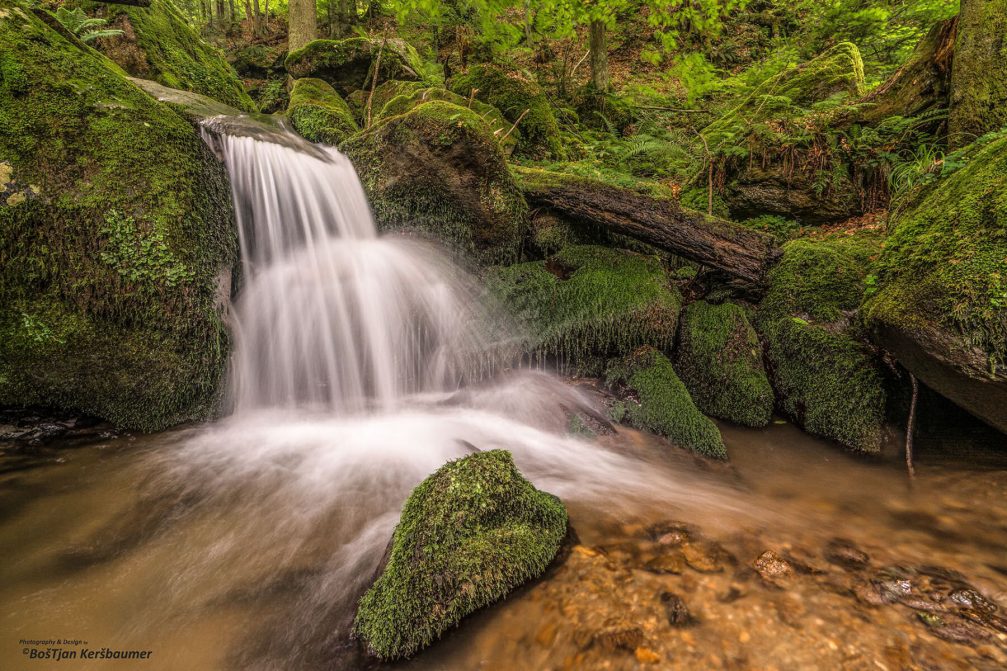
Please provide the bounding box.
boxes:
[287,77,358,145]
[865,131,1007,434]
[487,246,682,372]
[675,301,773,427]
[94,0,255,111]
[0,3,236,431]
[353,450,567,660]
[285,37,426,96]
[450,64,563,159]
[606,346,727,460]
[342,100,527,265]
[756,233,888,452]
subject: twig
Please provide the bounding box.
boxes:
[906,372,918,479]
[365,32,388,129]
[499,108,529,143]
[467,87,479,108]
[694,129,713,216]
[570,48,590,79]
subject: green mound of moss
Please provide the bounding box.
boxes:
[0,3,236,431]
[487,246,682,371]
[287,78,358,145]
[343,100,526,265]
[450,64,563,159]
[756,233,888,452]
[285,37,426,96]
[607,346,727,460]
[675,301,773,427]
[96,0,255,111]
[353,450,567,660]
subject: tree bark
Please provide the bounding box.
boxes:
[288,0,317,53]
[519,171,781,292]
[588,19,609,94]
[949,0,1007,149]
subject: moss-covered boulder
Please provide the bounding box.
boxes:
[756,233,888,452]
[675,301,773,427]
[607,347,727,460]
[287,77,358,145]
[342,100,527,265]
[0,3,236,431]
[865,132,1007,434]
[487,246,682,372]
[353,450,567,660]
[450,64,563,159]
[94,0,255,111]
[285,37,426,96]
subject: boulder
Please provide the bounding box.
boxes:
[287,77,358,146]
[342,100,527,265]
[0,3,237,431]
[353,450,567,660]
[285,37,426,96]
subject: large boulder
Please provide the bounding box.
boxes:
[0,3,237,431]
[755,233,889,453]
[95,0,255,111]
[865,131,1007,434]
[674,301,774,428]
[287,77,358,146]
[342,100,527,265]
[285,37,426,96]
[487,245,682,373]
[353,450,567,660]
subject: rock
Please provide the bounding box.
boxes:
[352,450,568,660]
[342,100,527,265]
[450,64,563,159]
[865,132,1007,435]
[644,551,687,575]
[681,539,730,572]
[755,233,890,453]
[605,346,727,460]
[285,37,426,96]
[660,591,692,626]
[94,0,255,111]
[722,162,862,225]
[590,623,644,652]
[824,538,870,571]
[674,301,774,427]
[286,78,358,146]
[487,246,682,372]
[0,3,237,431]
[753,550,795,586]
[634,646,662,664]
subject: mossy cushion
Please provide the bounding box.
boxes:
[285,37,426,96]
[287,77,358,146]
[353,450,567,660]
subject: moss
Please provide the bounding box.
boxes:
[353,450,567,660]
[674,301,773,428]
[756,233,888,452]
[948,0,1007,149]
[342,100,527,265]
[606,346,727,460]
[450,64,563,160]
[285,37,426,96]
[487,246,682,373]
[94,0,255,111]
[287,77,358,146]
[0,3,236,431]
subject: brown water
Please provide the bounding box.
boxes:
[2,409,1007,671]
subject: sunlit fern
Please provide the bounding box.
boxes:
[55,7,125,43]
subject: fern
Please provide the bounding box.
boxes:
[55,7,124,43]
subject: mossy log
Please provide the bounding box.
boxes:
[517,169,781,293]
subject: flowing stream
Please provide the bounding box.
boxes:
[2,126,1007,670]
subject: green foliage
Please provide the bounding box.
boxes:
[737,214,803,242]
[353,450,567,660]
[55,7,124,43]
[606,346,727,459]
[287,77,359,145]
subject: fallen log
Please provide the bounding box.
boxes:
[516,168,782,293]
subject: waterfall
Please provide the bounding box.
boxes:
[204,127,506,415]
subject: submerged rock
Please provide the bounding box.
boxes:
[353,450,568,660]
[287,78,358,146]
[0,3,236,431]
[606,346,727,460]
[675,301,774,427]
[285,37,426,96]
[342,100,527,265]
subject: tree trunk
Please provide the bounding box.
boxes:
[288,0,317,53]
[949,0,1007,149]
[588,19,609,94]
[519,170,781,293]
[251,0,260,31]
[229,0,236,23]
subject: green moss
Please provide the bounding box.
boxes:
[287,77,358,146]
[0,3,236,431]
[285,37,426,96]
[606,346,727,460]
[675,301,773,427]
[353,450,567,660]
[756,232,888,452]
[487,246,682,372]
[95,0,255,111]
[948,0,1007,149]
[450,64,563,160]
[343,100,527,265]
